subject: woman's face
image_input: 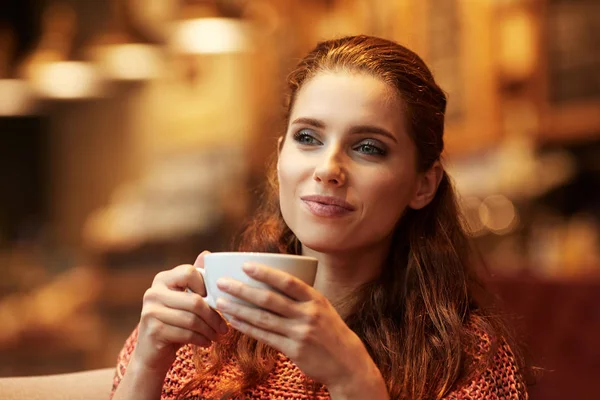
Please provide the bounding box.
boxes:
[278,71,422,253]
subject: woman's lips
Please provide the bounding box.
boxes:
[300,195,355,218]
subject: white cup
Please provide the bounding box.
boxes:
[197,252,318,319]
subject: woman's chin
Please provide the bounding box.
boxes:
[297,237,354,254]
[287,220,359,253]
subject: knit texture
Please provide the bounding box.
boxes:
[110,326,527,399]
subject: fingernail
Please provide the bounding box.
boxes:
[216,278,231,289]
[242,263,255,273]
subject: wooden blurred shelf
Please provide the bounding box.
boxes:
[538,100,600,144]
[534,0,600,145]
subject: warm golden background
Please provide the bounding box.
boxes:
[1,1,599,399]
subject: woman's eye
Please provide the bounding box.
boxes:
[355,141,386,156]
[293,129,321,145]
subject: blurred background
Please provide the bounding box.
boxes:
[0,0,599,398]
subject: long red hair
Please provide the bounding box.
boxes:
[178,35,525,399]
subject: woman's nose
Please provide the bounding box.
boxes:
[312,149,346,186]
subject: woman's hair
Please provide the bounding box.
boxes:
[178,35,525,399]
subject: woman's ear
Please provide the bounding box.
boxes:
[409,161,444,210]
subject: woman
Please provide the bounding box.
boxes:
[110,35,528,399]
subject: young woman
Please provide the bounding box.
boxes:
[110,35,528,400]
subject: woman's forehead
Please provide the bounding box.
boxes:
[289,72,406,132]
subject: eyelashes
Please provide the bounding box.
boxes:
[292,128,387,156]
[293,129,321,145]
[353,140,386,156]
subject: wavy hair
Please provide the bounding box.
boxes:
[178,35,525,399]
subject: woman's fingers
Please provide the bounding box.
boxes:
[155,263,207,296]
[143,305,220,342]
[193,250,211,270]
[144,285,228,335]
[144,319,212,348]
[216,278,299,317]
[168,290,229,335]
[227,316,288,355]
[241,263,314,302]
[216,297,288,335]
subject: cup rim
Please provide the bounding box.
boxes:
[204,252,317,262]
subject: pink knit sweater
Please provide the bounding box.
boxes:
[110,326,527,399]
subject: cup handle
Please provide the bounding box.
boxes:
[187,268,216,309]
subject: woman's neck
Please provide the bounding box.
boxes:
[301,238,391,316]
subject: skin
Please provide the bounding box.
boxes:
[112,71,443,400]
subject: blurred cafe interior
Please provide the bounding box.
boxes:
[0,0,599,399]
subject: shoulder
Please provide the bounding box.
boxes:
[444,321,528,399]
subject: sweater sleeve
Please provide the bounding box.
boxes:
[109,326,139,399]
[109,326,206,400]
[442,341,528,400]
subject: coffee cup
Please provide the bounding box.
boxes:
[196,252,318,319]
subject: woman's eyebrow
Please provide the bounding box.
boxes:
[349,125,398,143]
[290,117,325,128]
[291,117,398,144]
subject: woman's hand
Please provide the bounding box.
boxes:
[214,263,389,399]
[132,251,229,375]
